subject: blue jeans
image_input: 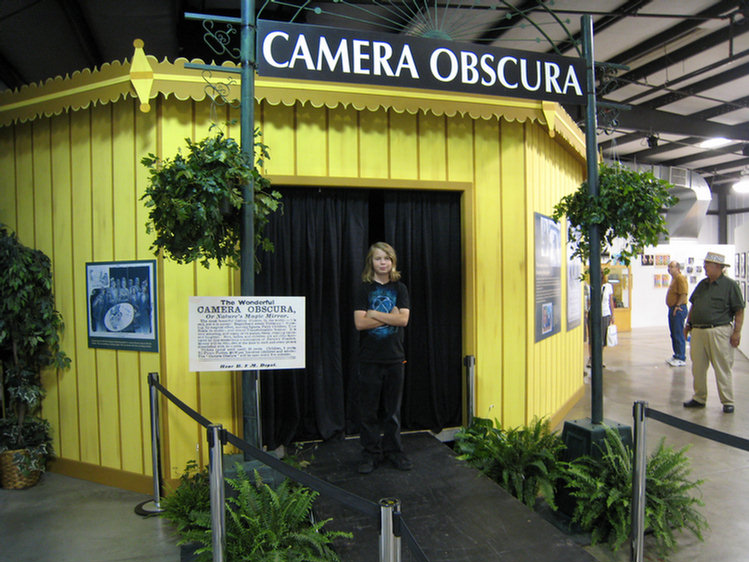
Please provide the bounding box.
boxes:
[668,304,688,360]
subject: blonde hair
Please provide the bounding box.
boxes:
[361,242,401,283]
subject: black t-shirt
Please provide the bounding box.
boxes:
[354,280,410,363]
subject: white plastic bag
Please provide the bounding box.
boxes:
[607,324,618,347]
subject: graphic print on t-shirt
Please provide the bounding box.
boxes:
[369,285,398,339]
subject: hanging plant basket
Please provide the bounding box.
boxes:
[141,127,282,270]
[0,448,43,489]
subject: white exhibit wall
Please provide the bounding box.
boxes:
[734,221,749,360]
[630,241,735,329]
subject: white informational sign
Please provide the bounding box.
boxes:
[189,296,305,372]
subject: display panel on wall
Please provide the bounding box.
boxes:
[566,240,582,331]
[534,213,562,342]
[86,260,158,352]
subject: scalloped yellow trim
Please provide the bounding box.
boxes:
[0,42,585,159]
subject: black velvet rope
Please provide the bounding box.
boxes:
[148,374,433,557]
[645,407,749,452]
[398,516,431,562]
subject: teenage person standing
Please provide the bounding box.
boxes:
[354,242,412,474]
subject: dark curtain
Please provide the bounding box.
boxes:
[256,187,462,448]
[256,187,368,449]
[384,190,463,431]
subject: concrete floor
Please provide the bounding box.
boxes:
[1,326,747,561]
[571,327,749,562]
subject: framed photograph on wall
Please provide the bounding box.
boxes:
[86,260,158,352]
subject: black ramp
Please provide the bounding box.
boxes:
[305,432,597,562]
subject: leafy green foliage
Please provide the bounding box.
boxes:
[160,460,211,536]
[0,225,69,463]
[0,417,52,474]
[552,162,678,266]
[163,463,351,561]
[454,417,565,509]
[561,428,707,556]
[141,127,282,269]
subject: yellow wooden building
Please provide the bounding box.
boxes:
[0,41,586,493]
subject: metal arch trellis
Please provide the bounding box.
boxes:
[256,0,582,56]
[201,19,242,60]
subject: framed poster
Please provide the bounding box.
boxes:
[534,213,561,342]
[189,296,305,371]
[86,260,158,352]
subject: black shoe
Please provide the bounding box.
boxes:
[386,452,413,471]
[723,405,735,414]
[683,399,705,408]
[358,455,376,474]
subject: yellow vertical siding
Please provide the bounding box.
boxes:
[327,106,359,178]
[389,111,418,180]
[0,89,584,492]
[472,118,502,421]
[499,120,527,427]
[48,114,79,461]
[0,126,16,226]
[69,108,99,465]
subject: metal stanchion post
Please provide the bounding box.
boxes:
[631,401,647,562]
[208,424,226,562]
[379,497,401,562]
[135,372,164,516]
[464,355,476,427]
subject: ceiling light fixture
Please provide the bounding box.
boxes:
[732,170,749,194]
[647,134,659,148]
[699,137,731,149]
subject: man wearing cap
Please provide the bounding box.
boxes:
[665,260,689,367]
[683,252,745,413]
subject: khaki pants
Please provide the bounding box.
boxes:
[690,324,735,405]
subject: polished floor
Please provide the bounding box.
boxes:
[1,327,747,561]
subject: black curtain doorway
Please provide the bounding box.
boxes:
[255,187,462,449]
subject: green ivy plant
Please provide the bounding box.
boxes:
[561,427,707,557]
[141,126,282,269]
[454,417,565,509]
[0,225,70,476]
[162,463,351,562]
[552,162,678,266]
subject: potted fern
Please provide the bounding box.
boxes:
[0,225,70,489]
[161,462,351,561]
[561,427,707,557]
[454,417,565,509]
[141,126,282,270]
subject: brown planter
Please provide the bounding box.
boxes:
[0,449,42,489]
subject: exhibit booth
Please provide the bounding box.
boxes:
[0,40,587,492]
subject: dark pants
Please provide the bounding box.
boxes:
[668,304,688,360]
[358,362,405,457]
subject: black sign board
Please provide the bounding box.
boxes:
[257,20,586,105]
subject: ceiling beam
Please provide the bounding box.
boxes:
[598,72,749,151]
[607,0,742,66]
[613,106,749,141]
[549,0,654,55]
[661,143,745,167]
[55,0,103,69]
[475,0,539,45]
[607,18,749,95]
